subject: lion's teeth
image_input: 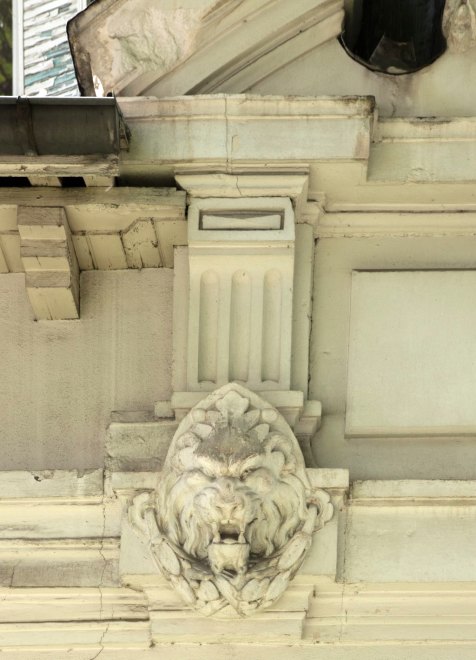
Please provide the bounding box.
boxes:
[211,524,220,543]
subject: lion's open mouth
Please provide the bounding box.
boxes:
[208,524,251,574]
[213,523,246,545]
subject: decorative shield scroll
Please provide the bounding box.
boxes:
[129,383,332,617]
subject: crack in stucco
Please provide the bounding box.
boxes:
[89,621,110,660]
[92,491,109,660]
[339,500,351,642]
[225,95,231,174]
[8,560,20,590]
[234,175,243,197]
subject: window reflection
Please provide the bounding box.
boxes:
[0,0,12,95]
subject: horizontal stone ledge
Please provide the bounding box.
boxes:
[0,538,120,588]
[0,501,122,539]
[377,117,476,141]
[2,644,476,660]
[0,469,103,500]
[1,645,476,660]
[119,95,375,119]
[351,480,476,505]
[317,212,476,238]
[0,187,185,213]
[307,582,476,643]
[0,586,147,622]
[0,154,119,177]
[119,95,374,165]
[0,620,150,650]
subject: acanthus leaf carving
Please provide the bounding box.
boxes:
[129,383,333,617]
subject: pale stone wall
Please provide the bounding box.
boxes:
[0,269,173,470]
[309,235,476,481]
[248,38,476,118]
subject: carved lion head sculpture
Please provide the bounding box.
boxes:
[130,384,332,617]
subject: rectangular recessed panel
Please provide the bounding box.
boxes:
[346,270,476,437]
[343,505,476,582]
[200,213,282,230]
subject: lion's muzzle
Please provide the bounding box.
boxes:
[193,477,258,573]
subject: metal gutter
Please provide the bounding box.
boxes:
[0,96,128,157]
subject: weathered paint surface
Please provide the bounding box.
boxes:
[24,0,81,96]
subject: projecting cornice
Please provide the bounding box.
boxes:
[6,95,476,320]
[68,0,344,97]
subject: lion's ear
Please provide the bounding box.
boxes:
[167,432,200,471]
[169,446,198,472]
[266,450,285,475]
[193,423,214,440]
[168,436,200,472]
[174,431,199,451]
[263,433,297,473]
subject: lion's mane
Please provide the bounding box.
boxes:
[155,421,309,563]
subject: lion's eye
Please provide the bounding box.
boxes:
[187,469,211,484]
[240,469,253,481]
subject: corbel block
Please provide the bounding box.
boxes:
[186,196,295,392]
[18,206,80,320]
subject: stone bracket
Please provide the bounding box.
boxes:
[183,196,295,392]
[18,205,79,320]
[126,383,329,619]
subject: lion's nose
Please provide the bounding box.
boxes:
[218,478,236,493]
[216,500,243,521]
[213,478,247,519]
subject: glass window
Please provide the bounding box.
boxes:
[0,0,12,95]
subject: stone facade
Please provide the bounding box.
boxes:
[2,0,476,658]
